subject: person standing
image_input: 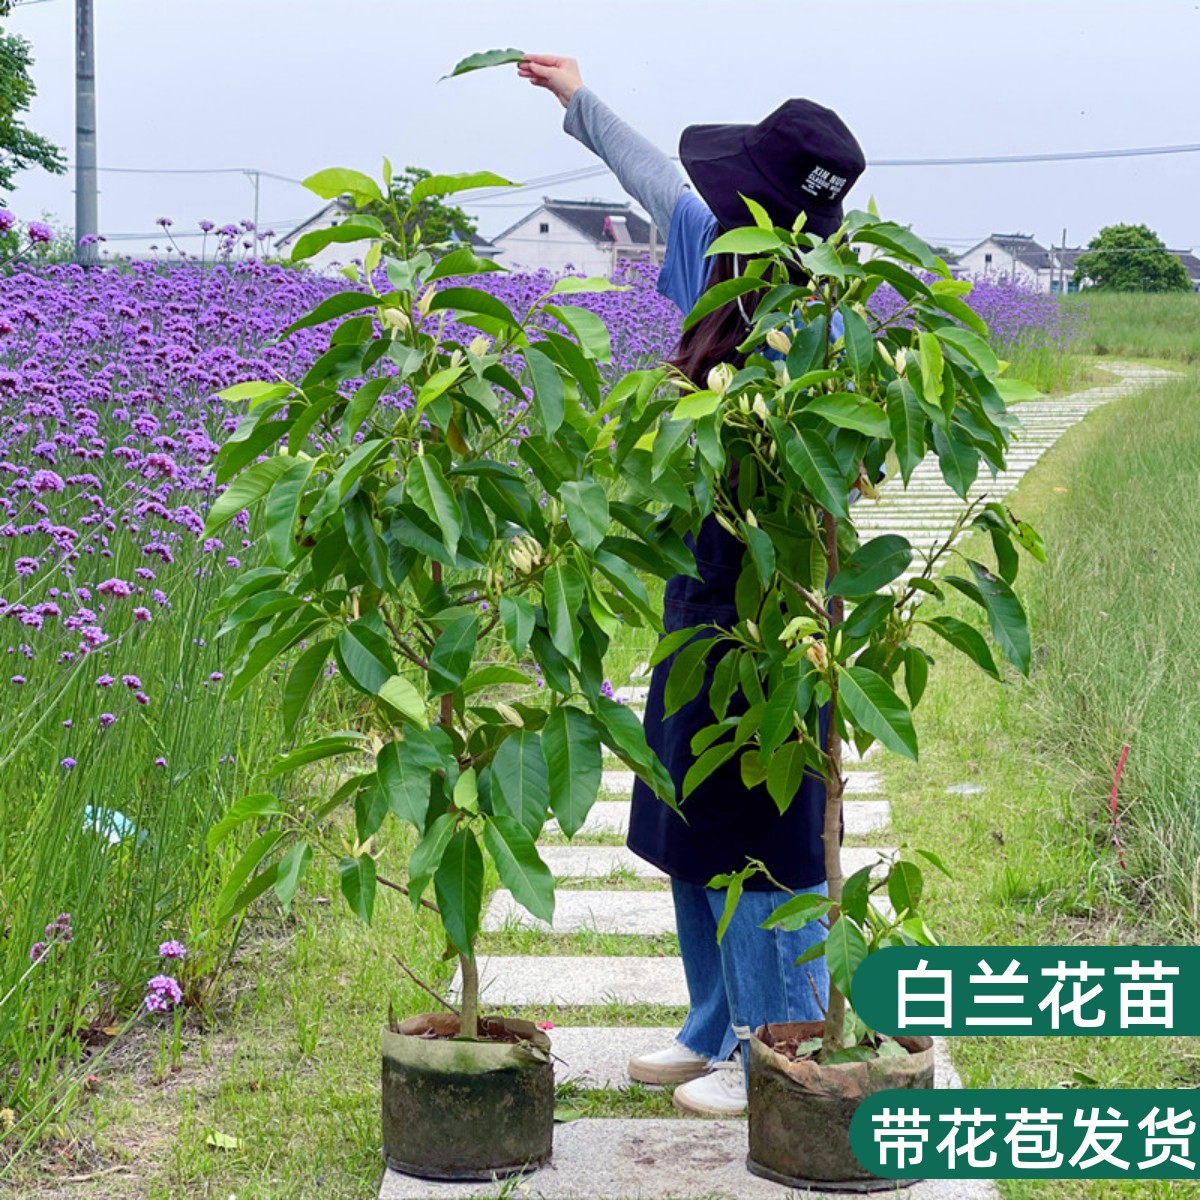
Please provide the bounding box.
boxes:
[519,53,866,1115]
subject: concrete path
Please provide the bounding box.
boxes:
[381,364,1176,1199]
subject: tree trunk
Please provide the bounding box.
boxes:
[821,508,847,1058]
[458,952,480,1041]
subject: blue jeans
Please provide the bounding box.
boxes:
[673,878,831,1071]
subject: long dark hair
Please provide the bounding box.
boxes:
[667,227,808,385]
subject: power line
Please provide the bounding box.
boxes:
[869,143,1200,167]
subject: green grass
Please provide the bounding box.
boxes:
[1066,291,1200,364]
[479,930,679,958]
[879,368,1200,1200]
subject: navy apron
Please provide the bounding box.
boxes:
[627,513,836,891]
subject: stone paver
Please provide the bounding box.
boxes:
[381,1117,993,1200]
[484,889,676,936]
[455,955,687,1008]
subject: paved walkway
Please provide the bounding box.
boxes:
[380,362,1175,1199]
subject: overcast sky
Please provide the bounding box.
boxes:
[5,0,1199,259]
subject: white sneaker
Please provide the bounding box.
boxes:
[628,1038,711,1085]
[671,1055,747,1116]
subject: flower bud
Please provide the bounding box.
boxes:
[804,638,828,671]
[449,349,464,369]
[495,702,524,728]
[468,335,492,357]
[746,620,760,643]
[381,306,411,333]
[745,509,758,528]
[766,328,792,354]
[707,363,735,396]
[876,341,894,369]
[715,512,739,537]
[738,394,751,413]
[752,393,769,421]
[416,285,437,318]
[894,347,908,376]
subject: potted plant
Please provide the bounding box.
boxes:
[202,163,681,1180]
[635,204,1042,1189]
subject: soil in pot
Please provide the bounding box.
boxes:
[747,1020,934,1193]
[381,1012,554,1182]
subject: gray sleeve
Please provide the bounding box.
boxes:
[562,85,686,235]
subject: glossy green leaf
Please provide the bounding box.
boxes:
[433,828,483,956]
[921,615,1000,680]
[780,427,849,518]
[204,456,296,536]
[377,740,432,828]
[683,741,738,799]
[280,286,379,330]
[766,740,808,813]
[343,494,388,589]
[407,812,456,906]
[542,707,602,838]
[886,379,926,485]
[207,793,281,853]
[264,457,316,568]
[499,595,535,655]
[524,345,565,436]
[837,666,917,761]
[303,168,382,204]
[682,277,768,333]
[887,859,923,916]
[282,637,333,739]
[217,830,284,919]
[492,730,551,837]
[335,627,393,696]
[428,286,520,329]
[338,854,377,923]
[267,734,367,777]
[664,637,711,718]
[838,304,875,376]
[274,842,312,914]
[829,535,913,598]
[544,303,611,362]
[439,50,526,81]
[706,227,784,256]
[542,562,585,664]
[760,891,834,931]
[427,615,479,695]
[560,480,609,553]
[483,814,555,925]
[966,559,1031,675]
[405,456,461,556]
[378,675,428,726]
[932,423,979,499]
[827,916,869,1001]
[802,392,890,438]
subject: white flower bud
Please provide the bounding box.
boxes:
[766,328,792,354]
[746,620,760,643]
[468,335,492,357]
[494,702,524,728]
[715,512,739,537]
[416,285,437,318]
[381,306,411,333]
[707,363,735,396]
[752,393,769,420]
[876,341,894,369]
[745,509,758,528]
[894,347,908,376]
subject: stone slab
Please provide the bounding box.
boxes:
[380,1114,995,1199]
[453,955,687,1008]
[841,770,881,795]
[602,769,637,797]
[548,800,890,841]
[546,1026,968,1092]
[538,844,668,880]
[484,889,676,936]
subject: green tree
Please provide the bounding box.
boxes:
[1073,223,1190,293]
[0,11,66,199]
[361,164,481,249]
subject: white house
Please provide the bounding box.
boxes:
[489,197,665,276]
[956,233,1200,294]
[275,197,499,273]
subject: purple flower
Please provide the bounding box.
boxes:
[0,209,15,234]
[29,941,47,963]
[134,691,149,705]
[61,757,76,769]
[154,756,167,768]
[144,973,183,1013]
[10,675,25,685]
[132,606,152,622]
[158,939,186,960]
[98,712,116,728]
[209,672,223,682]
[96,674,115,687]
[27,222,54,245]
[122,674,141,689]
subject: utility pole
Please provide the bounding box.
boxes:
[245,169,261,256]
[74,0,99,265]
[1060,226,1068,295]
[647,217,657,268]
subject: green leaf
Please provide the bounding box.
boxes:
[219,380,292,405]
[839,304,875,376]
[683,741,738,799]
[264,457,316,568]
[543,562,585,665]
[760,669,800,756]
[664,637,711,718]
[918,331,945,406]
[483,815,555,925]
[932,423,979,499]
[544,304,612,362]
[207,793,281,853]
[377,740,433,828]
[338,854,377,923]
[280,286,379,329]
[766,740,809,814]
[204,456,296,537]
[904,645,930,707]
[714,870,745,944]
[761,892,834,931]
[671,389,723,421]
[335,627,393,695]
[837,666,917,761]
[427,615,479,695]
[886,379,926,485]
[839,864,875,925]
[887,860,924,916]
[267,734,367,777]
[547,276,629,296]
[433,828,483,956]
[827,917,869,1001]
[921,615,1000,680]
[542,707,602,838]
[935,325,1000,377]
[407,812,457,906]
[802,393,890,438]
[378,675,428,726]
[303,167,382,205]
[499,595,535,655]
[706,227,784,256]
[682,277,768,333]
[343,493,388,589]
[439,50,526,81]
[524,345,565,437]
[829,535,913,598]
[966,559,1031,675]
[282,637,333,739]
[217,831,284,919]
[428,286,520,330]
[405,456,461,556]
[560,480,609,553]
[650,625,707,668]
[274,842,312,914]
[780,427,849,518]
[492,730,551,837]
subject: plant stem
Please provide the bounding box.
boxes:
[821,506,847,1058]
[458,952,480,1040]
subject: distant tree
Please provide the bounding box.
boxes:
[1072,223,1190,293]
[0,12,67,199]
[361,165,480,249]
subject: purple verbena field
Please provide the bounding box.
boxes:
[0,213,1080,1121]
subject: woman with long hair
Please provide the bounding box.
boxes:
[520,53,866,1115]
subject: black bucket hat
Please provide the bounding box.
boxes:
[680,98,866,238]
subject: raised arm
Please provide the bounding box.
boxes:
[518,53,686,235]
